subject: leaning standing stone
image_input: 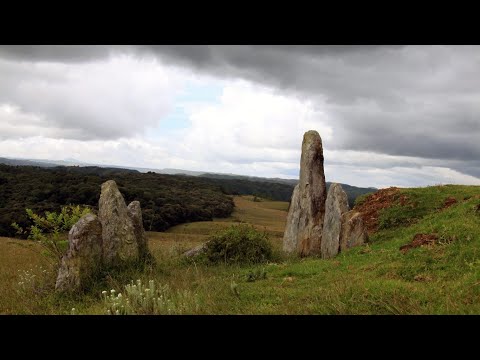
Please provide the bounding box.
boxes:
[55,214,103,292]
[321,183,349,259]
[127,200,155,264]
[99,180,139,267]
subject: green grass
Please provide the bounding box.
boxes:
[378,185,480,229]
[2,187,480,315]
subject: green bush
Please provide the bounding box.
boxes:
[201,225,273,265]
[12,205,92,263]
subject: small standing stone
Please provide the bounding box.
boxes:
[321,183,349,259]
[55,214,103,292]
[127,200,155,264]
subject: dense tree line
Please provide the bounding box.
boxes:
[197,175,295,201]
[0,165,234,238]
[0,164,376,238]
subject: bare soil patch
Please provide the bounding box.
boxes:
[400,233,439,253]
[353,187,404,234]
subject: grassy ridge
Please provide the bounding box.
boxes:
[1,186,480,314]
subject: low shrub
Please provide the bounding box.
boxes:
[201,225,273,265]
[11,205,92,263]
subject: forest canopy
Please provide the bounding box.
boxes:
[0,165,235,237]
[0,164,375,238]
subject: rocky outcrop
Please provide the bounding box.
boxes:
[283,130,327,256]
[127,200,154,264]
[56,180,154,292]
[340,210,368,251]
[99,180,139,267]
[321,183,349,259]
[55,214,103,292]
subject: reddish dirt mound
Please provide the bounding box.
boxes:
[440,197,458,210]
[353,187,405,234]
[400,233,438,253]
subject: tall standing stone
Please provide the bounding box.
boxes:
[340,210,368,251]
[127,200,155,264]
[283,130,327,256]
[283,184,301,253]
[321,183,349,259]
[99,180,139,267]
[55,214,103,292]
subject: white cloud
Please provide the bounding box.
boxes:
[177,80,333,162]
[0,55,189,140]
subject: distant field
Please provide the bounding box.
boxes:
[2,187,480,315]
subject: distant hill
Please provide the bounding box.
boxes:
[0,156,376,207]
[199,173,376,207]
[0,157,60,168]
[199,173,299,185]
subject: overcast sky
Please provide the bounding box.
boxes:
[0,45,479,188]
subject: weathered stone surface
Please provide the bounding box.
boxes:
[99,180,138,267]
[127,200,154,264]
[283,184,301,253]
[340,210,368,251]
[283,130,327,256]
[55,214,103,292]
[321,183,349,259]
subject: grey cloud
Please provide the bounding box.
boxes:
[0,45,116,63]
[0,45,479,182]
[0,53,179,141]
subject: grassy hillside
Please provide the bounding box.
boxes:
[1,185,480,315]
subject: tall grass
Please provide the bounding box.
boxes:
[1,190,480,315]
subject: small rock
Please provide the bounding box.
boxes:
[183,243,207,258]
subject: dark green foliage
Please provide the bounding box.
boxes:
[0,164,234,237]
[12,205,92,262]
[202,225,273,265]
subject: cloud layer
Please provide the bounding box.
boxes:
[0,45,479,188]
